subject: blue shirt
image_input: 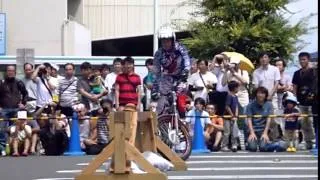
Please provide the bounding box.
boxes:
[225,93,239,116]
[284,107,299,130]
[246,100,273,133]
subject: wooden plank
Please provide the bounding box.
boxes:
[76,173,167,180]
[155,136,187,171]
[81,140,115,175]
[109,113,115,138]
[125,141,161,174]
[114,122,126,174]
[128,111,137,145]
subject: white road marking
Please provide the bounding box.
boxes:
[187,167,318,171]
[56,169,104,173]
[186,160,317,164]
[33,178,74,180]
[168,175,318,179]
[189,154,314,158]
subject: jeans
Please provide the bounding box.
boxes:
[221,120,237,148]
[0,108,19,144]
[247,131,287,152]
[299,105,315,144]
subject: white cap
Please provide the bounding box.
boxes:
[230,56,240,64]
[17,111,27,120]
[285,93,299,104]
[51,63,59,71]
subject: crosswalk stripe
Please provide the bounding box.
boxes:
[187,160,317,164]
[167,175,318,179]
[189,154,314,158]
[187,167,318,171]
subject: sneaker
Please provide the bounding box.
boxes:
[221,147,230,152]
[291,147,297,152]
[306,142,313,150]
[286,147,293,152]
[1,150,6,156]
[231,146,238,152]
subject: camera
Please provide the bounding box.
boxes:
[216,57,223,64]
[228,63,235,69]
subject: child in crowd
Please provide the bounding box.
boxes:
[185,97,212,138]
[205,104,224,151]
[9,111,32,156]
[221,81,240,152]
[283,92,300,152]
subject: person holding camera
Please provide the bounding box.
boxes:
[209,54,229,117]
[31,63,55,114]
[292,52,316,150]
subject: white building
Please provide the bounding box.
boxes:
[0,0,197,56]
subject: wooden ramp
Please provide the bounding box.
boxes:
[76,107,186,180]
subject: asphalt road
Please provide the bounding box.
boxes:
[0,151,318,180]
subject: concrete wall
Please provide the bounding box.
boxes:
[1,0,68,55]
[82,0,197,40]
[64,20,91,56]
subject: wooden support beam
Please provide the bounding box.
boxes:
[80,140,115,175]
[155,136,187,171]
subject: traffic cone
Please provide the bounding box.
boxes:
[191,110,210,154]
[64,112,85,156]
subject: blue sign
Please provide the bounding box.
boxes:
[0,13,6,55]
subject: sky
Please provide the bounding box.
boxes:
[285,0,318,55]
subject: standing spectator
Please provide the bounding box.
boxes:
[275,58,293,133]
[190,58,198,75]
[210,54,229,116]
[142,58,155,111]
[246,87,287,152]
[115,57,142,111]
[31,63,55,114]
[21,63,38,115]
[282,92,300,152]
[252,52,281,140]
[205,104,223,151]
[58,63,78,117]
[224,56,250,115]
[188,59,217,103]
[0,65,28,153]
[221,81,240,152]
[292,52,316,150]
[77,62,107,116]
[9,111,31,156]
[252,52,280,108]
[100,64,110,82]
[49,64,60,103]
[105,58,122,103]
[185,97,212,138]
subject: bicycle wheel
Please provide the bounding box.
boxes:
[157,114,192,160]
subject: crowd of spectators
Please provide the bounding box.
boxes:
[0,51,317,156]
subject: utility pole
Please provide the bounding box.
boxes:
[153,0,159,55]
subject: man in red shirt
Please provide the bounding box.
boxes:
[115,57,142,111]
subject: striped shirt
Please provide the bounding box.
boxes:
[116,73,141,106]
[58,76,78,107]
[97,115,109,144]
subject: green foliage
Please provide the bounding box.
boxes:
[182,0,316,64]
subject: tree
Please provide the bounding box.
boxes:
[181,0,316,64]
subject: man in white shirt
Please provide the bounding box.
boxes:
[188,59,217,102]
[104,58,122,104]
[31,63,54,114]
[252,52,281,140]
[252,53,280,108]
